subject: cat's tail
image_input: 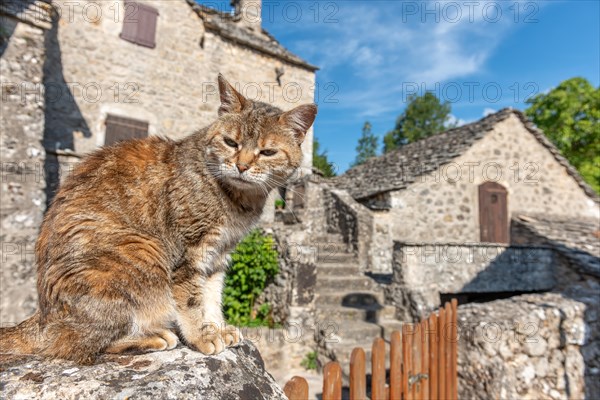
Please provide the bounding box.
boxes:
[0,312,123,364]
[0,312,44,355]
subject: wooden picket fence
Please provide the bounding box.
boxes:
[284,299,458,400]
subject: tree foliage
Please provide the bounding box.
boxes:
[352,121,378,167]
[384,92,455,152]
[525,77,600,193]
[313,137,337,177]
[223,229,279,327]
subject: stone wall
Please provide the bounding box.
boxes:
[387,242,556,321]
[244,325,317,391]
[323,189,373,271]
[457,293,588,400]
[46,0,315,187]
[0,5,52,326]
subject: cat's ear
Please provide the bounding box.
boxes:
[217,74,248,116]
[279,104,318,144]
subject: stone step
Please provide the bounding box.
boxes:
[316,305,397,324]
[317,290,385,308]
[315,233,345,243]
[317,252,356,264]
[315,275,374,291]
[323,320,383,346]
[321,320,389,377]
[307,241,349,251]
[316,264,360,276]
[316,304,383,323]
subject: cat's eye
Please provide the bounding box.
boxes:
[224,137,238,148]
[260,149,277,156]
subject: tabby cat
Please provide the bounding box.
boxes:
[0,74,317,364]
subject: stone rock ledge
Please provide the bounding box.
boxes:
[457,293,588,400]
[0,341,286,400]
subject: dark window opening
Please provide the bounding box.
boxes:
[120,1,158,48]
[104,114,149,146]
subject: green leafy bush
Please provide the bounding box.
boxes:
[301,351,318,370]
[274,198,285,209]
[223,229,279,327]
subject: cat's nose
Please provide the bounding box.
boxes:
[236,163,249,173]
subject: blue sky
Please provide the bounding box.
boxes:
[202,1,600,173]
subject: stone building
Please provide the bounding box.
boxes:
[0,0,317,325]
[333,108,597,272]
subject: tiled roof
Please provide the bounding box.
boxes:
[332,109,598,202]
[186,0,318,71]
[514,214,600,278]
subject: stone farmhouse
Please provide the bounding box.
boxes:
[1,0,317,324]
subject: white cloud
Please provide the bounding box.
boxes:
[446,114,467,127]
[483,108,497,117]
[271,1,543,118]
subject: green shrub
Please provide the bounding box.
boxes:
[274,198,285,209]
[301,351,318,370]
[223,229,279,327]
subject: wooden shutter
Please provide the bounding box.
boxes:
[478,182,509,243]
[120,1,158,48]
[120,1,138,43]
[104,114,149,146]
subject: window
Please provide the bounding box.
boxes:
[478,182,509,243]
[104,114,149,146]
[120,1,158,48]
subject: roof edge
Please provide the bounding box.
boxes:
[509,109,599,202]
[338,108,599,203]
[186,0,319,72]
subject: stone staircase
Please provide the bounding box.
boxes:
[313,234,402,378]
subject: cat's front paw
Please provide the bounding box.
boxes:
[192,323,225,355]
[190,323,243,354]
[221,324,243,346]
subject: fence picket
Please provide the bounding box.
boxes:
[323,361,342,400]
[390,331,402,400]
[350,347,366,400]
[412,323,422,399]
[372,338,386,400]
[444,302,453,400]
[421,319,429,400]
[451,299,459,400]
[283,376,308,400]
[428,313,438,400]
[402,324,412,400]
[438,306,447,400]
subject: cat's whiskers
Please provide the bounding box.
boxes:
[263,176,308,203]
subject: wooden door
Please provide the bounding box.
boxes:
[478,182,509,243]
